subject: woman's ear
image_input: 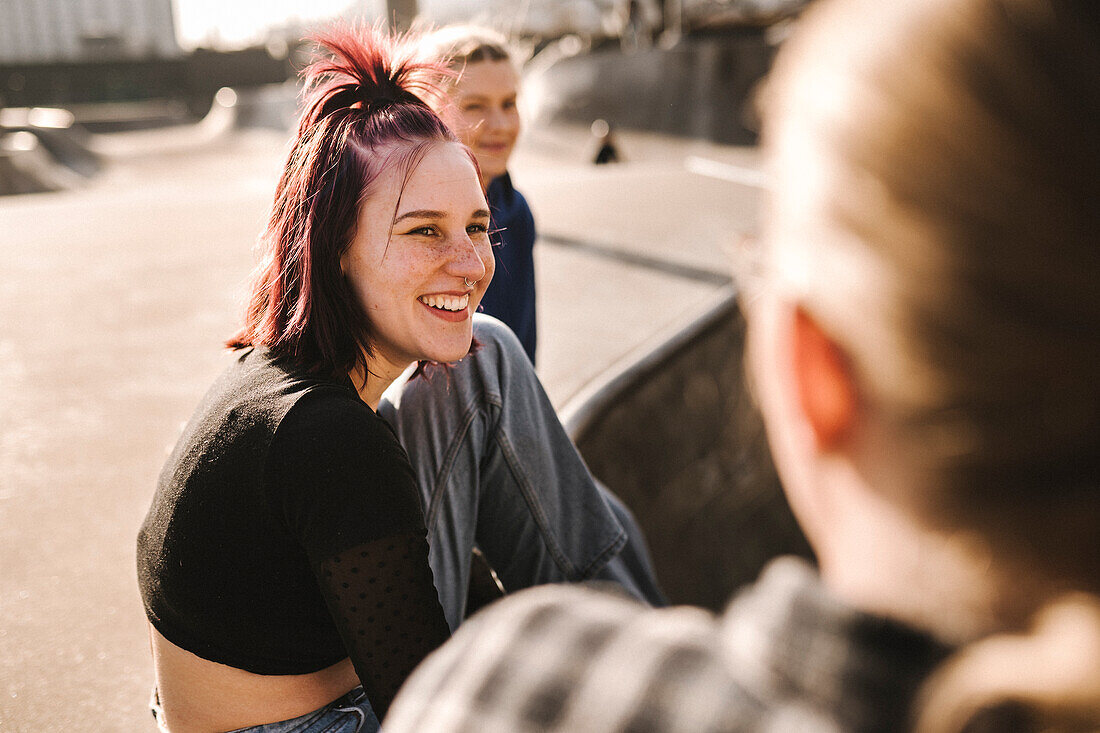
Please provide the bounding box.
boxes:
[792,307,858,449]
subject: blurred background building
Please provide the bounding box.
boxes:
[0,0,807,194]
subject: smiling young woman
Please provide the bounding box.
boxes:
[136,24,656,733]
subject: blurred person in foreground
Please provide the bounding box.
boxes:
[137,24,655,733]
[383,0,1100,731]
[419,26,538,365]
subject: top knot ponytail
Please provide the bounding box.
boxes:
[299,22,451,132]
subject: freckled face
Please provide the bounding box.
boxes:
[436,60,521,184]
[341,142,495,381]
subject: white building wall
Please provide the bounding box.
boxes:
[0,0,181,64]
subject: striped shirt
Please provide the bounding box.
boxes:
[384,558,950,733]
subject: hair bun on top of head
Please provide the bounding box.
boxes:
[299,22,450,130]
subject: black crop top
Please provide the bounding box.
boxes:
[136,347,450,718]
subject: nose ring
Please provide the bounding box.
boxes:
[464,277,479,289]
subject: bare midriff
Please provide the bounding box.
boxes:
[148,625,360,733]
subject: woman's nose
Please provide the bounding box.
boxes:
[485,106,511,132]
[449,233,491,282]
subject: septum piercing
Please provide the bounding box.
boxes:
[464,277,478,288]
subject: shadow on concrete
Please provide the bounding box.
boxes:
[562,287,814,611]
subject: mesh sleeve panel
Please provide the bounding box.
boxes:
[316,530,451,720]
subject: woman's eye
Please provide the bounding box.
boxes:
[467,223,489,235]
[407,226,437,237]
[463,103,486,113]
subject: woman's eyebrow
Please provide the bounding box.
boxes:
[394,208,491,223]
[394,209,445,223]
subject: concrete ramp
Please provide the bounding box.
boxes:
[525,31,774,146]
[0,108,101,194]
[0,131,88,194]
[562,287,814,611]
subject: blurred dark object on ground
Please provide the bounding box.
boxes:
[562,288,814,611]
[591,119,621,164]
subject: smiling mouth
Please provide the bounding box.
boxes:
[418,294,470,312]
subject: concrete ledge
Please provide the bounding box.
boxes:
[562,286,814,611]
[526,31,774,146]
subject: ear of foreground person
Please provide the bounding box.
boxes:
[382,0,1100,730]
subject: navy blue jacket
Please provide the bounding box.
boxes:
[481,173,537,364]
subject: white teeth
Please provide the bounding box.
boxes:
[419,294,469,312]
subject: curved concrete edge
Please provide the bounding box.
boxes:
[560,284,739,442]
[0,134,88,193]
[0,108,104,193]
[0,95,248,192]
[84,94,240,158]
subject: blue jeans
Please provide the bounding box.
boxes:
[379,315,665,630]
[151,687,378,733]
